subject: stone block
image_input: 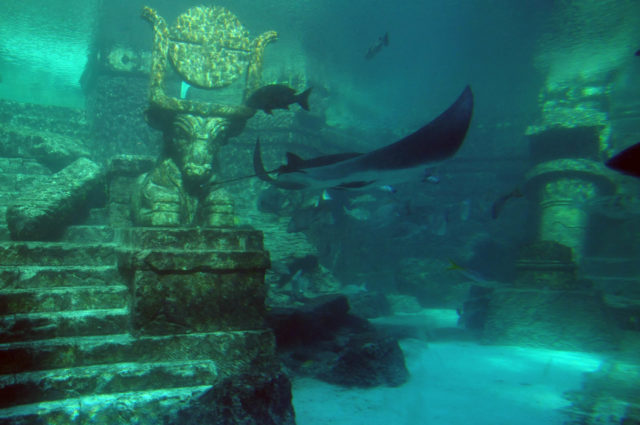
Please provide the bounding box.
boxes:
[131,269,267,335]
[6,158,106,241]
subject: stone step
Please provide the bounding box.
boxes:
[116,227,264,251]
[0,285,129,315]
[0,308,129,343]
[0,360,218,408]
[0,385,210,425]
[0,243,116,267]
[0,330,274,374]
[60,225,115,244]
[0,265,121,290]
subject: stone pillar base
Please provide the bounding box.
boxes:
[483,288,617,351]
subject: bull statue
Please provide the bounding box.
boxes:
[132,6,277,226]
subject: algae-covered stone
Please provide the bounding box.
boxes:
[483,288,618,351]
[6,158,105,240]
[170,370,295,425]
[0,126,89,172]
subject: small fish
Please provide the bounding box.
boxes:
[380,184,397,194]
[447,260,499,288]
[491,187,523,219]
[246,84,312,114]
[313,189,333,207]
[421,168,441,184]
[606,141,640,179]
[636,49,640,57]
[365,32,389,60]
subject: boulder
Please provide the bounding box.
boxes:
[322,335,410,388]
[267,295,410,388]
[169,371,296,425]
[6,158,105,240]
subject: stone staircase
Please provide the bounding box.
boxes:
[0,222,276,424]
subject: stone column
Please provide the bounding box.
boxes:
[524,158,615,263]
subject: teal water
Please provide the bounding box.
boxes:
[1,1,640,424]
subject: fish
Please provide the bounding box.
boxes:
[447,260,499,289]
[636,49,640,56]
[254,85,473,191]
[245,84,312,114]
[365,32,389,60]
[491,187,523,219]
[421,168,441,184]
[380,185,397,194]
[606,142,640,178]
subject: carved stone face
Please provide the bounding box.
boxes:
[170,115,229,187]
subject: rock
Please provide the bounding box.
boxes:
[6,158,105,240]
[28,133,90,172]
[322,335,409,388]
[267,295,409,388]
[169,371,296,425]
[0,125,89,172]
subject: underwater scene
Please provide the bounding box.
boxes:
[1,0,640,424]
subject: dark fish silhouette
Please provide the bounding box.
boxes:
[246,84,312,114]
[606,142,640,179]
[254,85,473,191]
[365,32,389,60]
[635,49,640,56]
[491,187,523,219]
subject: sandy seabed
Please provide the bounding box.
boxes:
[292,339,603,425]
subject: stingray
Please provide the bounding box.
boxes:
[606,142,640,179]
[253,85,474,191]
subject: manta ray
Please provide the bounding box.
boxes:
[253,85,474,191]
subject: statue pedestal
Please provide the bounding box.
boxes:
[117,227,270,335]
